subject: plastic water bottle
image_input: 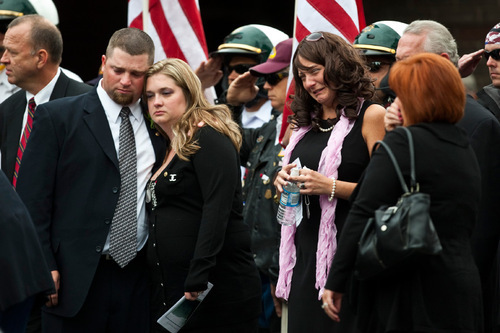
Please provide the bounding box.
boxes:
[277,167,300,226]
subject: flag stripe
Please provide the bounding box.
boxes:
[129,0,208,69]
[355,0,366,29]
[177,0,208,55]
[307,0,360,42]
[294,17,311,43]
[161,0,206,67]
[127,0,142,21]
[297,1,346,41]
[150,0,188,62]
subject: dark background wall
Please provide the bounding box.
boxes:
[54,0,497,90]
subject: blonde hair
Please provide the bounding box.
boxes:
[144,58,242,160]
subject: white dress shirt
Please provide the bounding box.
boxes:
[21,70,61,142]
[241,99,273,129]
[97,80,155,253]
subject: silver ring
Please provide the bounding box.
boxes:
[321,302,328,309]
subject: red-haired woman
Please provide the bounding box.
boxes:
[324,53,483,332]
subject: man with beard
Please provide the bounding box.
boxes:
[16,27,166,332]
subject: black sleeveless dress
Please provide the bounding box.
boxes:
[287,102,372,333]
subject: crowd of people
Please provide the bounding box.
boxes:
[1,2,500,333]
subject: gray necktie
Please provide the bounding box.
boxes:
[109,107,137,268]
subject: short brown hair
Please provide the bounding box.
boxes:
[389,53,465,125]
[106,28,155,65]
[9,14,63,65]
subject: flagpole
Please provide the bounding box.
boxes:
[142,0,149,33]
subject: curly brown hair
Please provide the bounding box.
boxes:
[290,32,374,130]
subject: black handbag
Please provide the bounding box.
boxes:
[355,127,442,281]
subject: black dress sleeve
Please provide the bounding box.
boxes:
[184,126,242,291]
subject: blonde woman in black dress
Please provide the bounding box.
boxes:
[144,58,261,333]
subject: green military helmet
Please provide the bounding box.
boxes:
[0,0,36,21]
[0,0,59,25]
[213,24,289,63]
[353,20,408,56]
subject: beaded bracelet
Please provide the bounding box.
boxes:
[328,177,336,202]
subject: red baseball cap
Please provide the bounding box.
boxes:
[250,38,293,76]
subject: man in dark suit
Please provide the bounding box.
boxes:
[16,27,165,332]
[386,19,500,333]
[0,14,91,185]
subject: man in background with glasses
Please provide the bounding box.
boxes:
[476,23,500,122]
[197,24,288,129]
[234,38,293,333]
[353,20,407,107]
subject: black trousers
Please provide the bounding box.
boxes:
[42,251,150,333]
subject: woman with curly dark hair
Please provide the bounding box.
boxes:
[273,31,386,332]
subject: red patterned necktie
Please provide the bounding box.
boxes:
[13,97,36,188]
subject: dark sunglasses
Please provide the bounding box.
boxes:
[368,61,392,73]
[264,72,289,86]
[226,63,253,75]
[305,32,324,42]
[484,49,500,61]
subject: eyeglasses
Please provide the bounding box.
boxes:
[305,32,324,42]
[264,72,289,86]
[226,63,254,75]
[484,49,500,61]
[368,61,392,73]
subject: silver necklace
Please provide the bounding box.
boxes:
[318,124,334,132]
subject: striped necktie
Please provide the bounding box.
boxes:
[13,97,36,187]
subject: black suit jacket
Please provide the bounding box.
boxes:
[16,88,166,317]
[0,170,54,311]
[458,96,500,294]
[0,71,92,183]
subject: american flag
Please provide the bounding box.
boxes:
[280,0,366,142]
[128,0,208,68]
[127,0,216,101]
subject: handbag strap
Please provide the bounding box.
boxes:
[401,127,417,190]
[376,127,416,194]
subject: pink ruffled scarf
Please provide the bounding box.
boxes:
[276,102,362,301]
